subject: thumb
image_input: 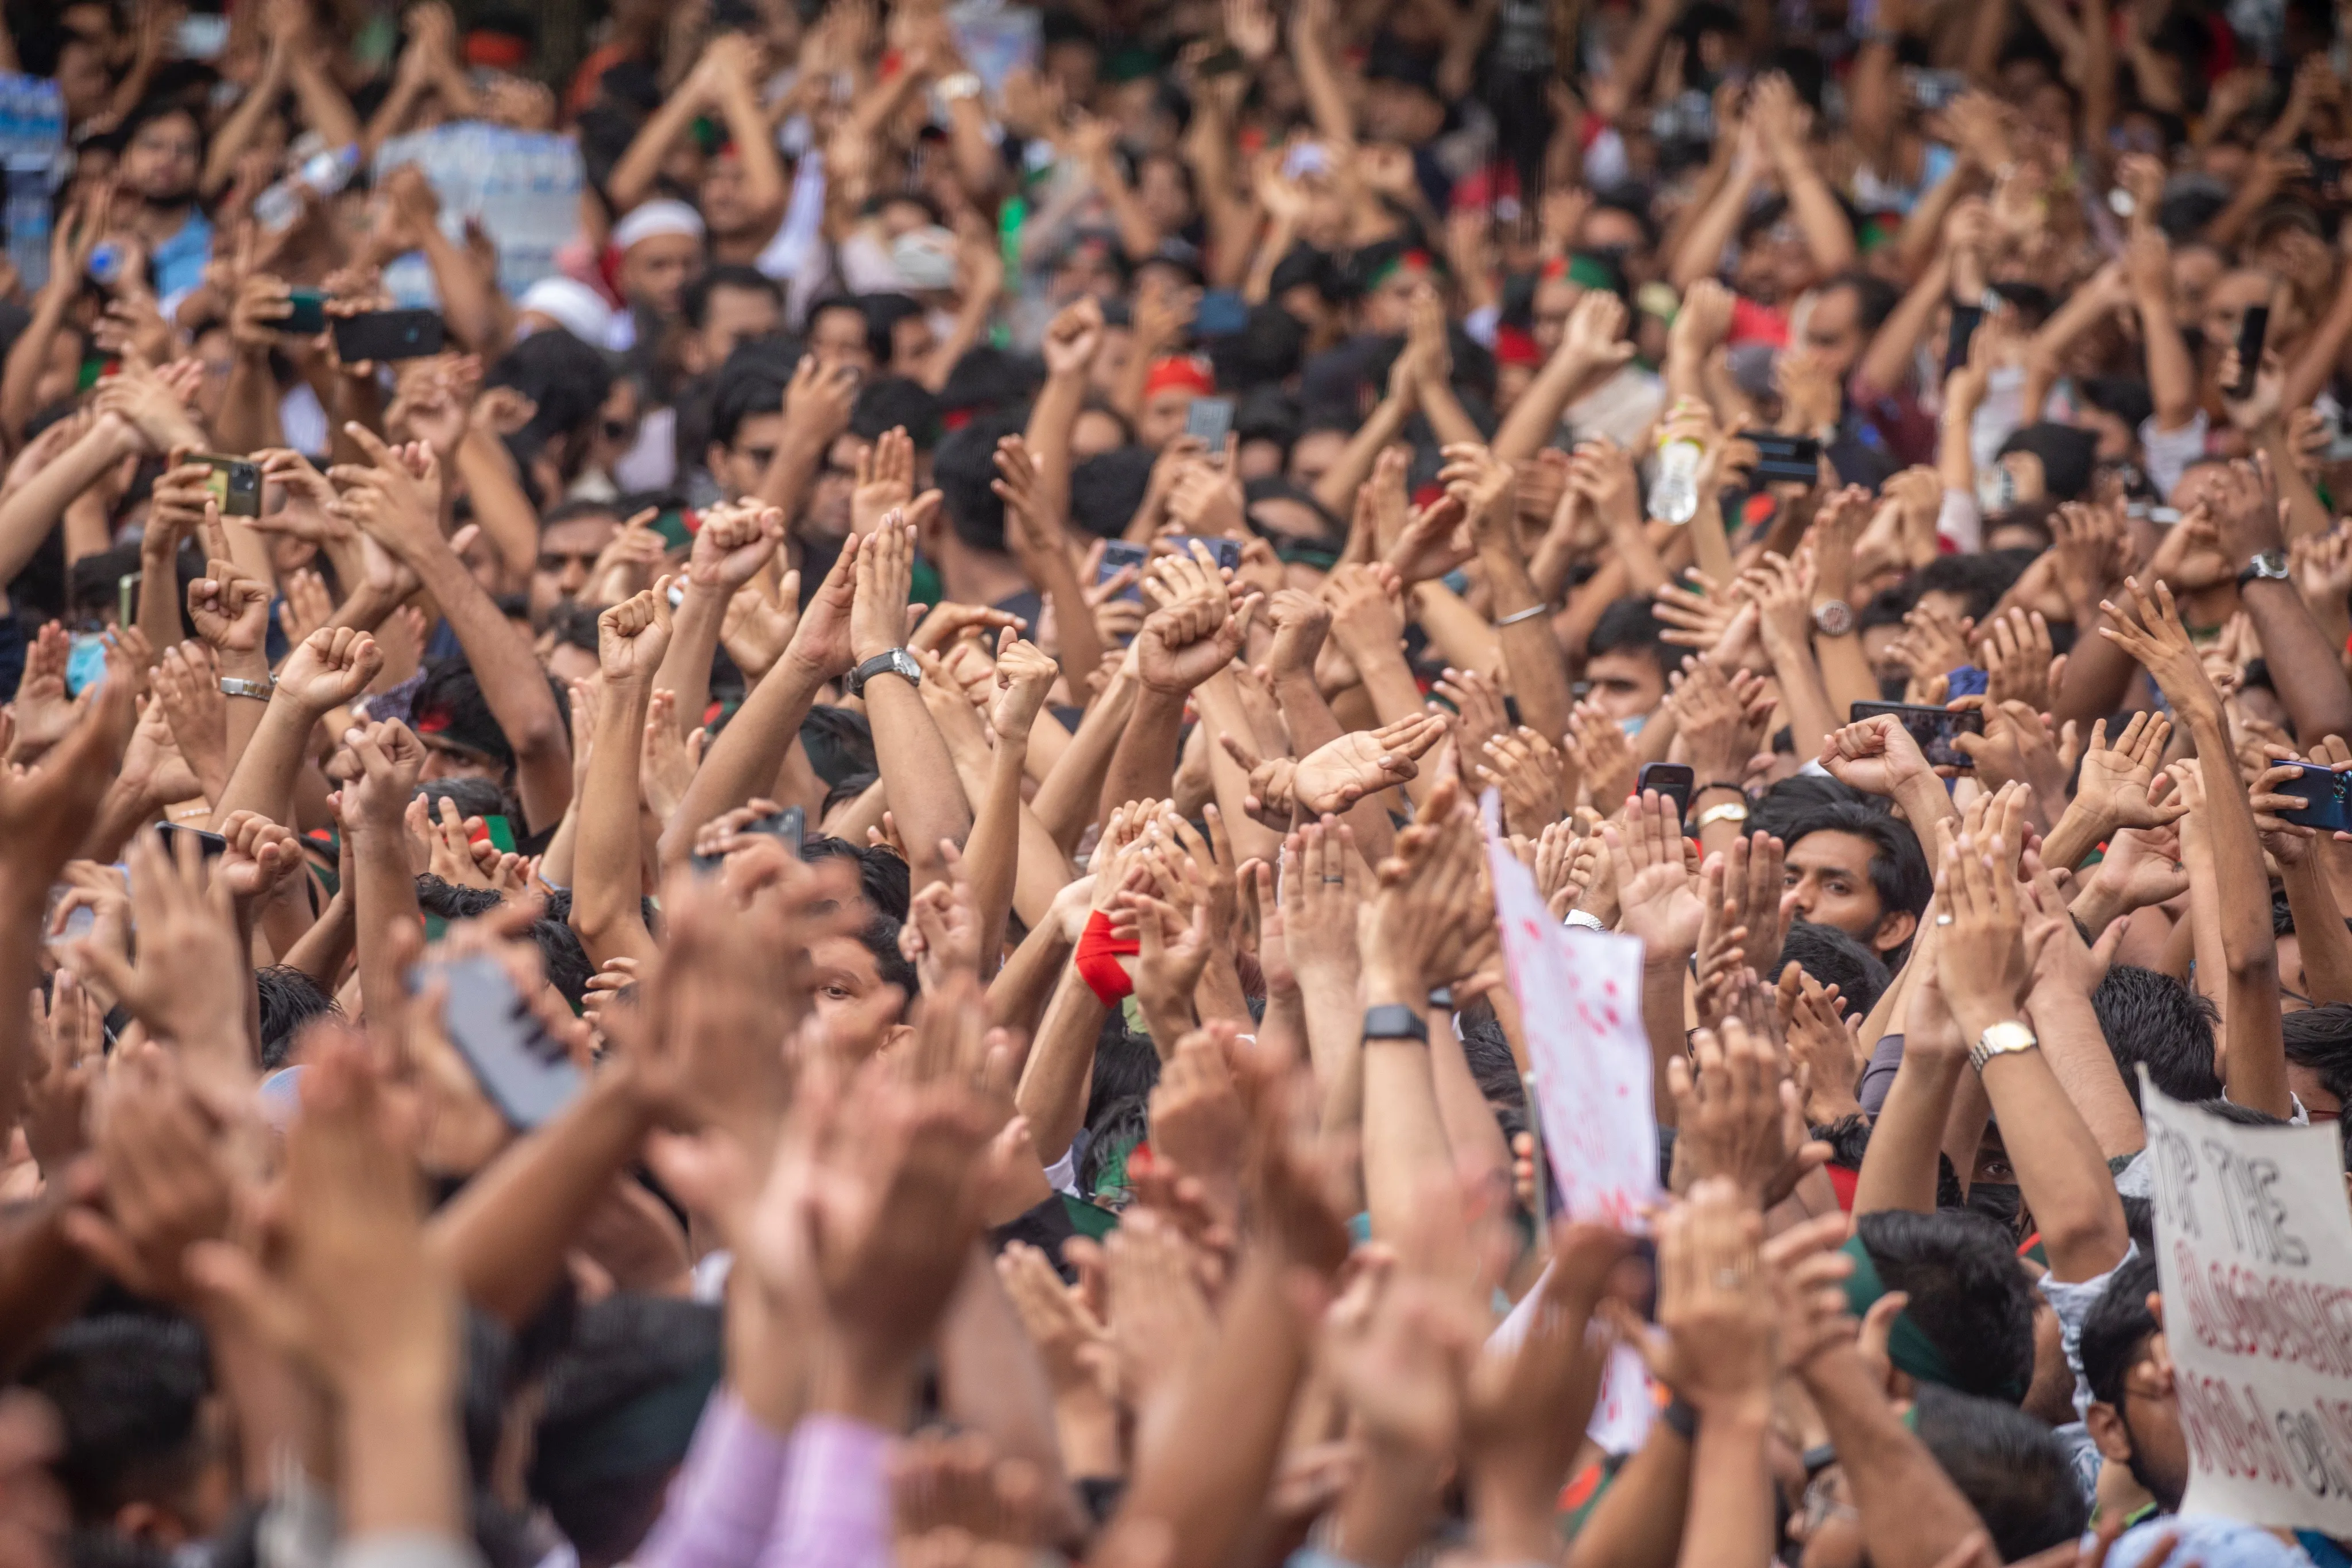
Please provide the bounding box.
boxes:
[2091,914,2130,969]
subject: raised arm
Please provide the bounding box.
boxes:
[570,586,674,968]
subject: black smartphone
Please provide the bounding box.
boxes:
[2232,304,2270,399]
[197,453,262,518]
[1097,539,1148,604]
[690,805,806,874]
[156,822,229,860]
[427,954,582,1130]
[281,288,327,336]
[331,308,446,363]
[1742,431,1821,485]
[1944,303,1983,378]
[1850,700,1985,770]
[1638,762,1695,821]
[1176,535,1243,572]
[2269,762,2352,832]
[1184,396,1235,448]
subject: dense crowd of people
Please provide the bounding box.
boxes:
[0,0,2348,1563]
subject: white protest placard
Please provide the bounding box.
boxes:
[2139,1074,2352,1535]
[1481,791,1660,1453]
[1480,793,1660,1231]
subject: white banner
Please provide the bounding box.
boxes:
[2140,1074,2352,1535]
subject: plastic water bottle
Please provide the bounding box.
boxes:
[1648,433,1704,524]
[2,75,64,293]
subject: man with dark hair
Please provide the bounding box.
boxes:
[19,1317,231,1554]
[679,265,783,379]
[1909,1385,2091,1561]
[1851,1209,2039,1404]
[1585,597,1680,724]
[531,498,624,621]
[2092,966,2223,1106]
[1782,799,1933,962]
[2080,1253,2183,1517]
[916,409,1042,627]
[804,297,877,377]
[1779,919,1892,1020]
[114,99,210,307]
[256,964,341,1071]
[2281,1002,2352,1120]
[703,355,792,504]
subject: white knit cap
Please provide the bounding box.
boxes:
[517,277,617,346]
[612,198,707,251]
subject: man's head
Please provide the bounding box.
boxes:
[1781,802,1931,959]
[2281,1003,2352,1122]
[410,661,517,783]
[697,144,777,245]
[806,297,877,377]
[925,411,1026,562]
[1800,271,1900,381]
[256,964,341,1071]
[2093,965,2223,1105]
[2082,1253,2184,1513]
[1584,597,1678,722]
[1852,1209,2038,1402]
[528,1295,723,1568]
[1778,919,1892,1020]
[612,200,707,320]
[680,265,782,377]
[706,358,790,501]
[532,499,622,618]
[1138,356,1217,450]
[119,102,202,210]
[1908,1385,2090,1561]
[20,1317,233,1550]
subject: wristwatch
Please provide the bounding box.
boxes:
[2237,548,2291,589]
[1812,598,1856,638]
[219,675,275,700]
[844,648,921,698]
[935,71,983,101]
[1969,1020,2040,1075]
[1362,1004,1430,1043]
[1696,799,1751,829]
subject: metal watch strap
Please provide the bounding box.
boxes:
[1361,1004,1429,1043]
[219,675,275,700]
[1968,1020,2039,1074]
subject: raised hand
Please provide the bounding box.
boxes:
[991,633,1058,744]
[66,829,253,1099]
[2099,576,2221,723]
[1136,585,1248,696]
[850,512,919,665]
[1292,714,1445,814]
[598,582,676,685]
[1604,789,1704,958]
[687,501,783,591]
[1818,713,1935,799]
[2071,713,2185,833]
[274,626,382,713]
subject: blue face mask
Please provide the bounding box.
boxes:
[1618,713,1647,737]
[65,633,107,696]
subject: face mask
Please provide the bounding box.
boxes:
[1619,713,1647,738]
[65,633,107,696]
[1966,1180,2025,1236]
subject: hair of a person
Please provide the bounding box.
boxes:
[1587,595,1680,682]
[256,965,341,1071]
[931,409,1029,554]
[799,833,911,922]
[681,264,782,330]
[1853,1209,2037,1403]
[415,877,596,1008]
[1778,919,1893,1019]
[18,1315,212,1525]
[2280,1003,2352,1106]
[1909,1383,2091,1561]
[2091,965,2222,1106]
[527,1294,724,1568]
[2079,1250,2160,1407]
[709,355,791,451]
[1069,445,1158,539]
[848,376,943,447]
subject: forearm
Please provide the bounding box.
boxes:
[217,351,286,455]
[662,655,827,868]
[1013,965,1109,1163]
[1854,1048,1963,1214]
[1309,394,1412,520]
[1859,258,1951,394]
[210,695,322,831]
[986,920,1073,1034]
[572,683,659,965]
[967,735,1027,972]
[0,422,142,583]
[280,888,355,991]
[0,293,70,441]
[1972,1047,2129,1280]
[452,431,539,582]
[1642,959,1689,1125]
[864,677,971,892]
[0,1197,96,1377]
[409,549,570,826]
[1669,172,1754,292]
[1676,1406,1775,1568]
[1406,581,1502,682]
[652,589,728,742]
[1804,1351,1990,1568]
[1759,628,1838,764]
[1098,685,1189,827]
[1485,545,1573,741]
[1034,672,1137,853]
[1562,1420,1690,1568]
[607,92,705,212]
[751,428,827,521]
[350,826,421,1026]
[1781,165,1857,275]
[2136,291,2198,428]
[336,1383,467,1541]
[284,53,362,152]
[2242,579,2352,742]
[427,1066,656,1325]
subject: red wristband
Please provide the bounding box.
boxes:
[1073,908,1139,1006]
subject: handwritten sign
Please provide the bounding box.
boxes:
[2140,1074,2352,1535]
[1481,792,1661,1232]
[1482,791,1660,1454]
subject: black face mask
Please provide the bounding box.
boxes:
[1966,1180,2026,1237]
